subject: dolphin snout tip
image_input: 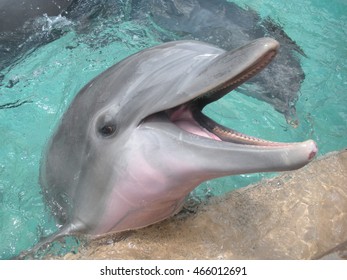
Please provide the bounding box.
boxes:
[259,37,280,51]
[306,140,318,161]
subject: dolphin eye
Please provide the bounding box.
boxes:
[99,124,117,137]
[97,112,118,138]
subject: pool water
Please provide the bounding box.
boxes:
[0,0,346,259]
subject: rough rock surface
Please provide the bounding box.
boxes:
[60,149,347,259]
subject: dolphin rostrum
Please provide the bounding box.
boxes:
[25,38,317,256]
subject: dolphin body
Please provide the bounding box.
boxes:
[23,38,317,256]
[132,0,306,125]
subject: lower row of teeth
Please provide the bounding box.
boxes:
[213,126,272,144]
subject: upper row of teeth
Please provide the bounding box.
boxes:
[202,52,276,98]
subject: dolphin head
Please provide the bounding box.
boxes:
[41,38,317,236]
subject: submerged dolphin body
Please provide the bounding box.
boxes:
[0,0,74,33]
[0,0,76,73]
[132,0,306,125]
[23,38,317,256]
[0,0,124,73]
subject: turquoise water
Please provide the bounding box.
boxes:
[0,0,346,259]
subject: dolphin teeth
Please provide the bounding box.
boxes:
[192,110,288,146]
[198,49,277,105]
[221,50,277,91]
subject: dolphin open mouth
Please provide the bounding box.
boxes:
[140,38,317,165]
[164,38,294,147]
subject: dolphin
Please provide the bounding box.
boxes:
[22,38,317,257]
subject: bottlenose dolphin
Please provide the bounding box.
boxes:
[132,0,306,125]
[21,38,317,257]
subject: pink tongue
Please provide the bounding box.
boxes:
[169,105,222,141]
[174,120,222,141]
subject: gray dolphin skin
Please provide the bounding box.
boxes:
[24,38,317,256]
